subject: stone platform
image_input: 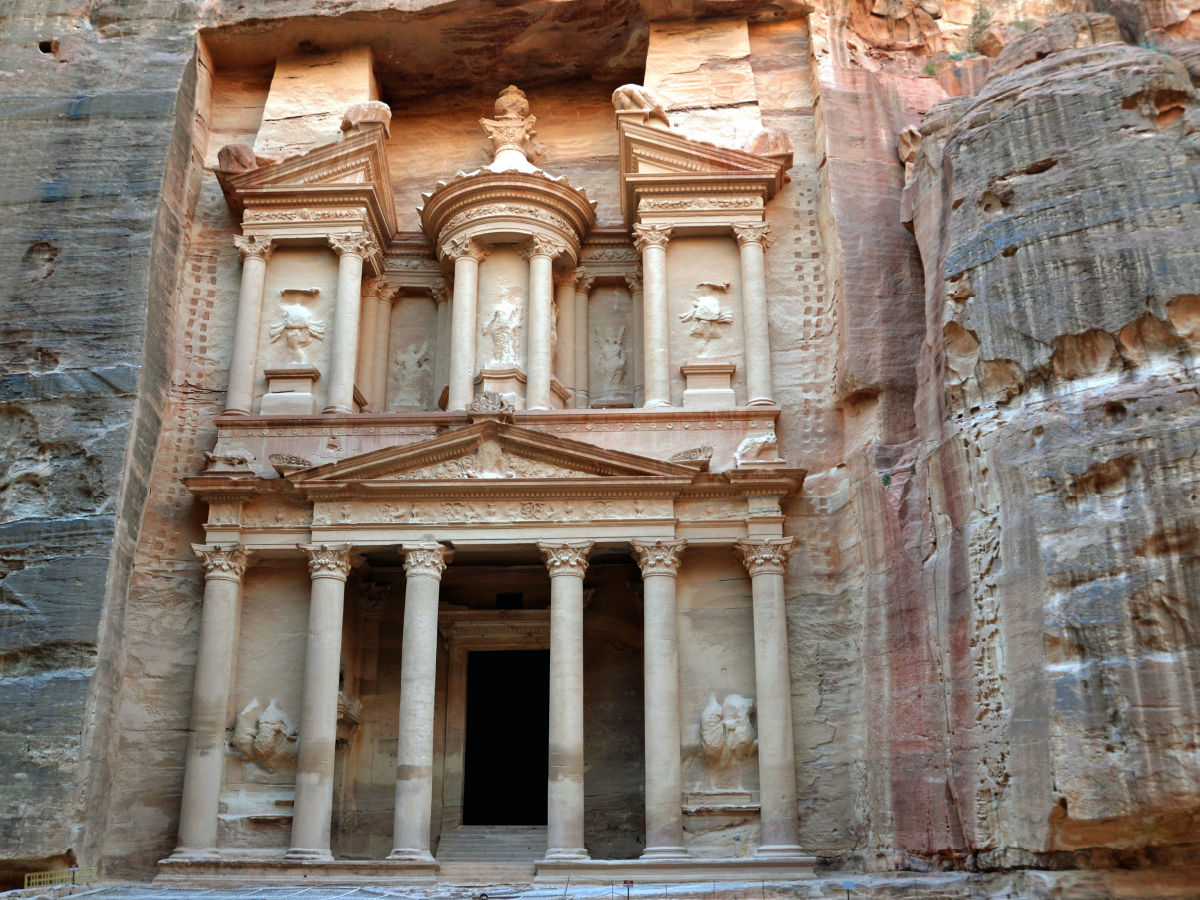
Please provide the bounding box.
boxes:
[532,856,817,884]
[154,856,439,887]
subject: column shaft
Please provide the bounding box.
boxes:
[446,239,486,411]
[371,288,395,411]
[390,543,450,860]
[326,233,377,414]
[736,538,802,855]
[289,543,353,860]
[539,541,593,860]
[525,238,563,410]
[433,282,451,409]
[573,270,592,409]
[175,545,254,854]
[225,236,273,415]
[734,224,775,406]
[634,225,672,408]
[555,274,577,406]
[631,539,687,858]
[355,287,380,409]
[626,273,645,408]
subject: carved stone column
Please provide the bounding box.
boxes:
[733,223,775,406]
[625,271,645,408]
[355,281,380,409]
[523,235,567,411]
[538,540,594,860]
[734,537,802,856]
[174,543,255,856]
[630,539,688,858]
[554,270,578,406]
[390,542,452,861]
[289,543,355,860]
[225,235,274,415]
[371,282,398,412]
[633,224,673,408]
[573,268,594,409]
[325,233,378,414]
[445,236,489,410]
[432,280,452,409]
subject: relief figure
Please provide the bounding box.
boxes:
[269,288,325,364]
[395,340,433,407]
[482,292,522,368]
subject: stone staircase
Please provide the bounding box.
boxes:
[435,825,546,883]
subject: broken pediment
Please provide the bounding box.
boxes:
[616,116,789,227]
[216,108,397,246]
[287,421,697,493]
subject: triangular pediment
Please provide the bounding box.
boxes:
[217,125,397,235]
[287,421,696,494]
[617,118,787,224]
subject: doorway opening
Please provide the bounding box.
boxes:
[462,649,550,825]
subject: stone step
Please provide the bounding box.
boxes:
[436,826,547,862]
[436,860,537,884]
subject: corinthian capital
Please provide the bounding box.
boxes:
[233,233,274,262]
[521,234,568,261]
[538,540,594,579]
[193,543,256,583]
[402,542,452,581]
[442,235,489,263]
[630,539,687,578]
[732,222,774,249]
[734,537,796,577]
[624,271,643,294]
[299,542,356,581]
[431,279,451,305]
[633,223,673,253]
[573,266,594,293]
[328,231,379,260]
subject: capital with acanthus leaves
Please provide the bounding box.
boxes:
[521,234,568,261]
[193,543,256,583]
[734,537,796,577]
[624,271,643,294]
[633,223,673,253]
[402,542,452,581]
[233,233,274,262]
[328,231,379,261]
[732,222,774,250]
[442,235,490,263]
[573,266,594,293]
[630,539,687,578]
[299,542,357,581]
[538,540,594,579]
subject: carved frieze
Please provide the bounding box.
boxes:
[243,208,361,225]
[641,197,764,211]
[312,497,671,526]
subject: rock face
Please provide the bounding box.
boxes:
[0,0,1198,895]
[907,15,1200,863]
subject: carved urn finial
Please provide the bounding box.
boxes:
[481,85,539,172]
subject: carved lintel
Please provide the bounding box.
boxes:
[193,543,256,583]
[538,540,594,579]
[734,537,796,577]
[299,542,356,581]
[442,234,490,264]
[633,223,673,253]
[233,233,274,262]
[732,222,774,250]
[631,538,688,578]
[402,542,453,581]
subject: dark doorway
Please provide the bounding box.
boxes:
[463,649,550,825]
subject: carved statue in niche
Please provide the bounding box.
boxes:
[269,288,325,364]
[680,281,733,354]
[394,340,433,407]
[682,693,759,791]
[594,326,628,394]
[233,698,299,772]
[482,291,522,368]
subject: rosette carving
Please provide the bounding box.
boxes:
[299,542,356,581]
[538,540,594,579]
[734,537,796,577]
[630,539,687,578]
[402,542,452,581]
[193,543,256,583]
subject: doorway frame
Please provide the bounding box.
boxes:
[437,609,551,836]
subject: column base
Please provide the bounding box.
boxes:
[754,844,807,859]
[641,846,689,859]
[322,405,354,415]
[643,399,673,409]
[221,408,251,416]
[167,847,220,861]
[542,847,590,861]
[746,397,776,407]
[284,848,334,861]
[387,848,435,862]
